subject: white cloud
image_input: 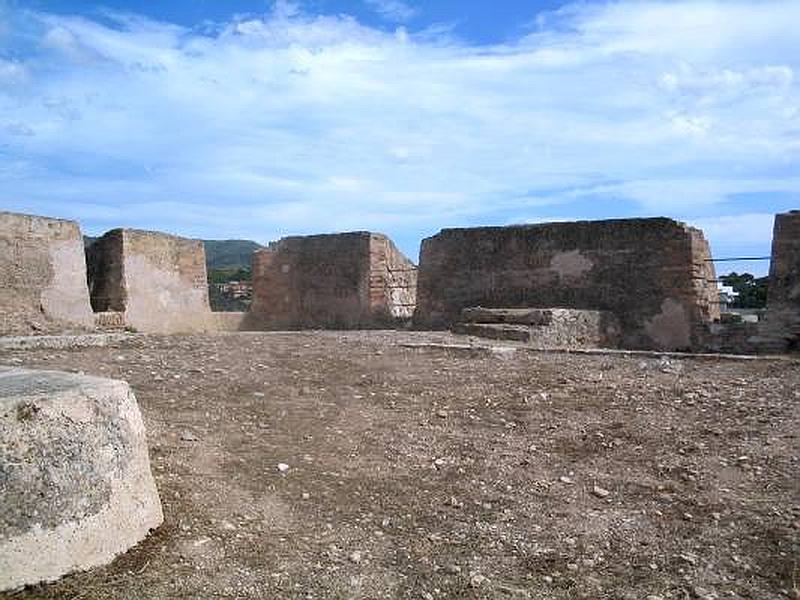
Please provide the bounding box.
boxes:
[0,0,798,259]
[363,0,418,23]
[0,58,26,87]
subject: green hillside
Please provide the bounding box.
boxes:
[84,236,262,272]
[202,239,263,270]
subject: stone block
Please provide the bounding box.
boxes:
[0,211,94,335]
[0,367,163,591]
[455,307,620,348]
[86,229,213,334]
[461,307,554,326]
[452,322,532,342]
[415,218,719,351]
[250,232,417,329]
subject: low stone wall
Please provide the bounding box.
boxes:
[95,311,127,330]
[0,333,135,351]
[213,312,250,332]
[704,322,764,355]
[454,307,621,348]
[0,212,94,335]
[415,218,719,351]
[87,229,213,334]
[250,232,417,329]
[0,367,163,590]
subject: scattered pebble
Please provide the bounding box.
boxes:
[469,573,489,588]
[691,585,716,600]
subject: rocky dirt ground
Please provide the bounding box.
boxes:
[1,331,798,600]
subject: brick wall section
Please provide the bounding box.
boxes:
[250,232,417,329]
[414,218,719,351]
[0,211,94,335]
[762,211,800,351]
[86,229,212,334]
[368,234,417,320]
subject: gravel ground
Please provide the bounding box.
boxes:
[1,331,798,600]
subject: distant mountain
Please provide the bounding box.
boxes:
[203,239,263,271]
[84,235,262,271]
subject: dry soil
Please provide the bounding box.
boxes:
[1,331,798,600]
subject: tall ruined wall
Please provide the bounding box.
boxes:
[86,229,212,334]
[86,230,125,312]
[763,211,800,351]
[0,211,94,335]
[368,235,417,321]
[250,232,417,329]
[414,218,719,351]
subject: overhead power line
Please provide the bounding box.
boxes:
[704,257,771,262]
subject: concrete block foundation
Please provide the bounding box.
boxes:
[0,367,163,591]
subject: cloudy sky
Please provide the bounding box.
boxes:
[1,0,798,273]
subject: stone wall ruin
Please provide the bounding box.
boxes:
[86,229,213,334]
[415,218,720,351]
[0,211,94,336]
[760,211,800,351]
[250,232,417,329]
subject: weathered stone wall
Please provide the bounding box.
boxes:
[368,234,417,321]
[415,218,720,351]
[0,211,94,335]
[86,229,212,334]
[250,232,417,329]
[86,229,125,312]
[761,211,800,351]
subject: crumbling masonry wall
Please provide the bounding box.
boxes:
[0,211,94,335]
[762,211,800,351]
[414,218,720,351]
[368,234,417,321]
[250,232,417,329]
[86,229,212,334]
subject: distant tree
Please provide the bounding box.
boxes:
[720,272,768,309]
[208,267,252,284]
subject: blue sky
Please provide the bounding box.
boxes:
[1,0,799,274]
